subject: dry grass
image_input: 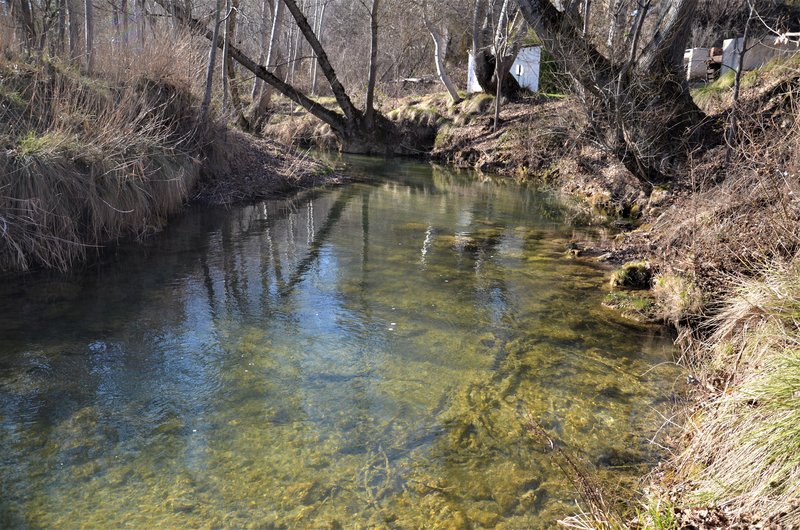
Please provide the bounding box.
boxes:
[650,66,800,298]
[0,23,207,272]
[676,260,800,525]
[636,58,800,528]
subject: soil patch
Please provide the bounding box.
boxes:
[195,128,347,205]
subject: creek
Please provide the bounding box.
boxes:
[0,158,678,529]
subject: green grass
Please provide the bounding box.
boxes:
[16,131,75,156]
[634,497,678,530]
[679,261,800,521]
[692,53,800,110]
[602,291,655,322]
[691,70,735,108]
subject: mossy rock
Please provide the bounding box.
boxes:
[609,260,652,290]
[602,291,656,322]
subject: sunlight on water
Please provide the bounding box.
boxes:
[0,159,678,529]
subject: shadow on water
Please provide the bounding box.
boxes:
[0,158,679,529]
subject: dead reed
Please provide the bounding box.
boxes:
[0,21,208,272]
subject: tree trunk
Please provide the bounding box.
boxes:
[582,0,591,36]
[137,0,146,48]
[57,0,67,55]
[11,0,37,53]
[221,0,232,110]
[493,0,511,132]
[121,0,128,44]
[423,11,460,104]
[281,0,360,120]
[288,4,302,85]
[310,1,327,96]
[251,0,272,99]
[515,0,708,182]
[113,0,120,39]
[67,0,82,61]
[307,0,319,89]
[365,0,380,128]
[225,0,248,128]
[470,0,520,96]
[725,0,754,167]
[84,0,94,71]
[160,0,403,153]
[200,0,223,121]
[249,0,284,125]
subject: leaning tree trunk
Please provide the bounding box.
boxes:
[423,9,461,104]
[160,0,404,153]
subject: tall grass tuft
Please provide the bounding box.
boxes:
[0,23,209,272]
[677,260,800,525]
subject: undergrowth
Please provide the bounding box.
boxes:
[676,261,800,524]
[0,28,208,272]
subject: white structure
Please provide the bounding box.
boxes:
[467,53,482,93]
[467,46,541,94]
[511,46,541,92]
[722,35,799,76]
[684,47,710,81]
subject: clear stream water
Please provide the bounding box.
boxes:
[0,158,678,529]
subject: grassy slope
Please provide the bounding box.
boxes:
[621,54,800,529]
[0,43,208,273]
[0,37,341,273]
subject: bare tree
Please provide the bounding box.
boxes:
[250,0,273,99]
[471,0,523,96]
[251,0,284,119]
[8,0,38,53]
[84,0,94,71]
[725,0,755,167]
[67,0,83,60]
[159,0,404,152]
[200,0,224,121]
[515,0,708,182]
[421,0,461,104]
[364,0,380,128]
[493,0,521,131]
[221,0,232,109]
[309,0,328,96]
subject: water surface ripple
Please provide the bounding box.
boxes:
[0,159,677,529]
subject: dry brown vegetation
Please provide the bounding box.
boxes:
[0,21,338,273]
[617,54,800,529]
[0,29,208,273]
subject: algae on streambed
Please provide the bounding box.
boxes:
[0,159,678,529]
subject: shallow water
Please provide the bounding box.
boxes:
[0,159,678,529]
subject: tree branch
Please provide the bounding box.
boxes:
[155,0,348,134]
[281,0,362,121]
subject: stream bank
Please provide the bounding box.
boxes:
[0,52,343,275]
[262,56,800,528]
